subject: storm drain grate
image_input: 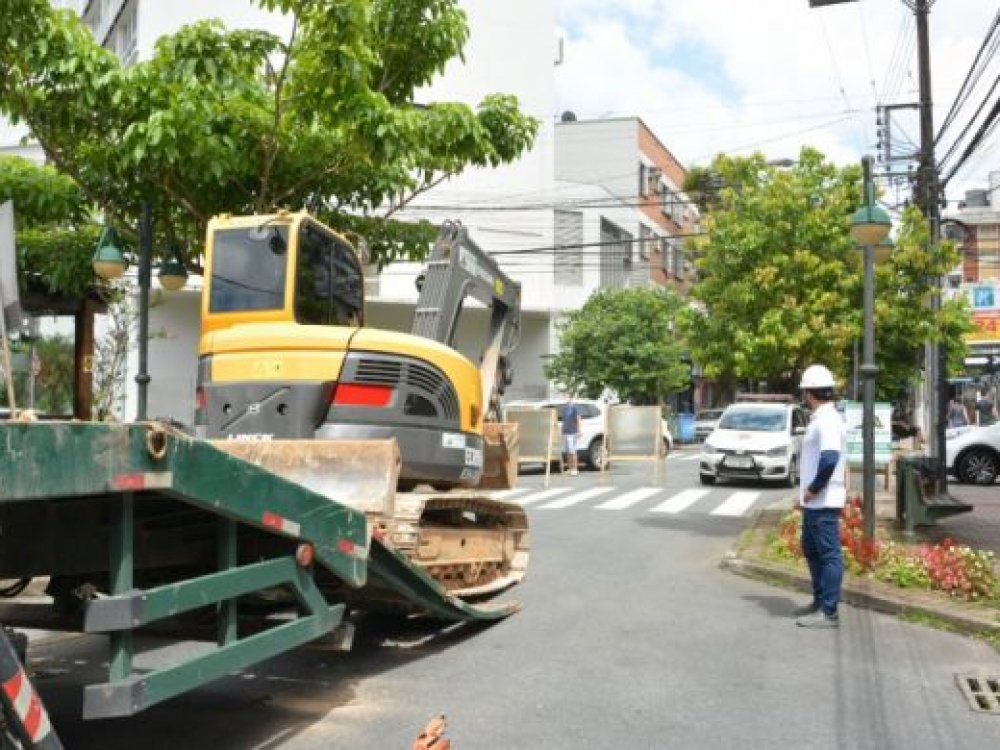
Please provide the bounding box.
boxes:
[955,674,1000,714]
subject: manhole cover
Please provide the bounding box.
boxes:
[955,674,1000,714]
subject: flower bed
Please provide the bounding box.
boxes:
[769,496,1000,603]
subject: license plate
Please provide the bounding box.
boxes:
[725,455,754,469]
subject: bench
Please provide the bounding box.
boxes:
[895,455,973,537]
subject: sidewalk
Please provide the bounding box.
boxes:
[723,479,1000,639]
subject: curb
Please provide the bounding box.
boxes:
[723,509,1000,638]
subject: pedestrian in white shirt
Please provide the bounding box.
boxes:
[794,364,847,628]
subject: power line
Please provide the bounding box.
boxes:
[935,8,1000,147]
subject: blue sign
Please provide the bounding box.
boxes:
[973,285,996,310]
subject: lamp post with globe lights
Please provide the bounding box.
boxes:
[849,156,892,542]
[92,202,188,420]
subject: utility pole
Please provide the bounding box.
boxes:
[913,0,948,492]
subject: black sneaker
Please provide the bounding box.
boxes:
[793,602,820,617]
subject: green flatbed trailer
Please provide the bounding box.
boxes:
[0,421,525,748]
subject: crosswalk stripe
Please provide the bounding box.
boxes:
[650,488,711,513]
[595,486,662,510]
[516,487,574,506]
[538,486,616,509]
[492,487,531,500]
[711,491,760,517]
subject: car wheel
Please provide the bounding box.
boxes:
[957,447,1000,485]
[699,473,716,485]
[588,438,608,470]
[785,456,799,488]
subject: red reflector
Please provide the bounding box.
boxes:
[337,539,356,555]
[195,387,207,411]
[333,383,393,407]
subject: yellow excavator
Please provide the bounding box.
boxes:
[195,210,520,489]
[194,211,527,593]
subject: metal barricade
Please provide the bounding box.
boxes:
[504,408,560,487]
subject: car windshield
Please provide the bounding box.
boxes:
[718,407,786,432]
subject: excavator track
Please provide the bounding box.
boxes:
[214,439,530,599]
[389,492,530,596]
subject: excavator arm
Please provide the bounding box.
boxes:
[411,222,521,416]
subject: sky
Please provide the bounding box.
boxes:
[553,0,1000,210]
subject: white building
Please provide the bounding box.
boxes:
[4,1,696,422]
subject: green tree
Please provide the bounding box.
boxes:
[0,156,99,298]
[0,0,538,273]
[679,147,971,400]
[679,148,860,393]
[873,206,971,402]
[29,334,75,414]
[544,287,690,405]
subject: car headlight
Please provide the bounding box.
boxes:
[702,444,720,455]
[766,445,788,457]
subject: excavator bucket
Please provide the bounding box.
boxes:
[478,422,519,490]
[212,439,401,517]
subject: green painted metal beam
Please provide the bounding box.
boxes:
[366,541,519,621]
[83,602,345,718]
[0,422,368,586]
[84,556,316,632]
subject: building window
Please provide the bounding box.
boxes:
[639,224,654,260]
[646,167,661,197]
[661,238,684,277]
[638,163,648,198]
[600,218,632,290]
[661,186,686,225]
[661,238,674,276]
[555,210,583,287]
[116,3,137,63]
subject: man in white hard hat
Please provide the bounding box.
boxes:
[795,364,847,628]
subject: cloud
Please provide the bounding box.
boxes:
[554,0,1000,201]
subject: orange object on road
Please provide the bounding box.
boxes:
[413,714,450,749]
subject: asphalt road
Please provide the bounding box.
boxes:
[20,447,1000,749]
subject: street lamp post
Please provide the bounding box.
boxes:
[135,201,152,421]
[849,156,892,542]
[92,202,188,421]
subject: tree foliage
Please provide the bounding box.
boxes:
[0,0,539,274]
[679,147,970,399]
[873,206,971,401]
[544,287,690,405]
[0,156,99,298]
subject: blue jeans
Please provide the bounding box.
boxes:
[801,508,844,617]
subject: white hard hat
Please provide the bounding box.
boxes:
[799,364,836,390]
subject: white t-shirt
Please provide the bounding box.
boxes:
[799,402,847,509]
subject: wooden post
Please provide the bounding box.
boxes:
[73,298,96,420]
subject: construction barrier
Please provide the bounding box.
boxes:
[604,405,665,483]
[504,408,560,487]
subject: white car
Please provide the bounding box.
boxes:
[694,408,725,441]
[699,401,807,486]
[504,398,673,470]
[946,422,1000,485]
